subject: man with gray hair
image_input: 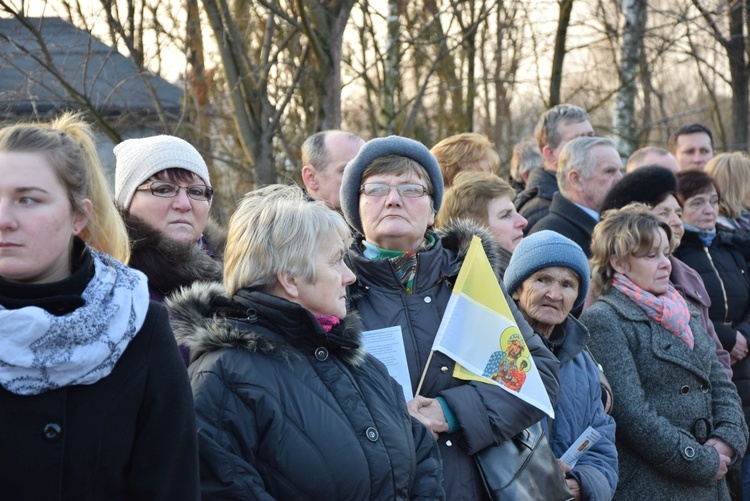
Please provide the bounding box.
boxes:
[301,130,365,210]
[509,136,543,191]
[625,146,680,174]
[530,136,623,257]
[516,104,595,233]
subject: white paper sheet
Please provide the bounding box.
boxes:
[361,326,413,402]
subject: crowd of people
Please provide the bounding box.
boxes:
[1,106,749,500]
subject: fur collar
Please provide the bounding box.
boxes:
[123,212,226,297]
[435,218,507,279]
[167,282,368,366]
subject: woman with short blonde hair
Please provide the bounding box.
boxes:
[705,152,750,230]
[170,184,444,499]
[436,171,527,268]
[430,132,500,187]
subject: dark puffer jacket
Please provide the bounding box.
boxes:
[346,220,560,501]
[674,229,750,434]
[169,284,445,500]
[515,168,559,234]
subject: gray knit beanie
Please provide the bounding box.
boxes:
[340,136,444,234]
[504,230,590,310]
[114,135,211,209]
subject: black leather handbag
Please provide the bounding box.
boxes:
[474,421,574,501]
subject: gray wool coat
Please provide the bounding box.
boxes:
[581,288,748,500]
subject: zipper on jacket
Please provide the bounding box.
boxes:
[703,246,730,324]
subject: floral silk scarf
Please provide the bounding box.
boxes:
[612,272,694,349]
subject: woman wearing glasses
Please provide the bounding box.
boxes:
[340,136,560,500]
[114,135,225,364]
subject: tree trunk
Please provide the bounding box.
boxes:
[297,0,356,131]
[381,0,399,134]
[549,0,573,107]
[465,0,477,131]
[613,0,646,157]
[727,0,748,150]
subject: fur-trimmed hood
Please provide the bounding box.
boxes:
[123,212,226,299]
[167,282,368,367]
[435,218,509,279]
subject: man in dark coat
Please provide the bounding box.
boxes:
[531,136,623,257]
[516,104,594,233]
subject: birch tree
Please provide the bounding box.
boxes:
[613,0,647,156]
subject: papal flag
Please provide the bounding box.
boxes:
[431,236,554,418]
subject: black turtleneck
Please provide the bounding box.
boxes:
[0,238,95,316]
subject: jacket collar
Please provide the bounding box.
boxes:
[168,282,367,366]
[550,315,590,366]
[669,255,710,308]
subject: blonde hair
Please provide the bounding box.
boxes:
[436,171,515,228]
[223,184,352,297]
[590,203,671,296]
[430,133,501,187]
[0,113,130,263]
[705,152,750,218]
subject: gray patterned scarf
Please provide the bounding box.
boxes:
[0,248,150,395]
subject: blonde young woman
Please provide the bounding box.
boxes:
[0,115,198,498]
[436,171,527,274]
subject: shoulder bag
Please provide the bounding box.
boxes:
[474,420,574,501]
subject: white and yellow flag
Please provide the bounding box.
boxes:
[432,236,554,418]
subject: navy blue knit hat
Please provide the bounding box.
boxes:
[504,230,590,309]
[340,136,444,234]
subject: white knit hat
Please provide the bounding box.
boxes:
[114,135,211,209]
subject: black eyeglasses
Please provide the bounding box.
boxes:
[360,183,430,198]
[136,181,213,202]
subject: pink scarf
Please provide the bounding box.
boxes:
[612,273,694,350]
[315,315,341,333]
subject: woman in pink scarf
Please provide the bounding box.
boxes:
[581,204,747,501]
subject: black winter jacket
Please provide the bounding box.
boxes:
[674,229,750,435]
[531,192,598,258]
[170,285,445,500]
[345,220,561,501]
[515,168,559,234]
[0,247,199,500]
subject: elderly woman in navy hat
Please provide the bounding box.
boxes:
[340,136,560,501]
[505,231,617,501]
